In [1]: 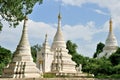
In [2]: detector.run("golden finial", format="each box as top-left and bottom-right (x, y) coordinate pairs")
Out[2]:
(109, 17), (112, 32)
(58, 13), (62, 19)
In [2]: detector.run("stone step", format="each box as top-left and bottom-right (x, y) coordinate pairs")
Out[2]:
(0, 78), (109, 80)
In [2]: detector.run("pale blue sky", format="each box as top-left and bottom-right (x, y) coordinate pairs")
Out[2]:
(0, 0), (120, 57)
(29, 0), (109, 25)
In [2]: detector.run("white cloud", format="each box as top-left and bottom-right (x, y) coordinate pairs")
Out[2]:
(27, 20), (56, 41)
(63, 21), (100, 41)
(60, 0), (88, 7)
(1, 17), (119, 57)
(94, 9), (108, 15)
(78, 42), (97, 57)
(27, 20), (104, 57)
(0, 18), (101, 57)
(0, 21), (22, 51)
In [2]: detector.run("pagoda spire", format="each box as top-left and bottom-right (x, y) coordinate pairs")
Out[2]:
(2, 16), (40, 78)
(42, 33), (49, 48)
(45, 34), (48, 43)
(13, 16), (32, 61)
(109, 18), (113, 33)
(58, 11), (62, 31)
(20, 16), (30, 45)
(51, 11), (66, 50)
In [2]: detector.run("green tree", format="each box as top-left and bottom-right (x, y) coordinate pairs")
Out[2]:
(83, 58), (113, 76)
(0, 63), (5, 75)
(72, 54), (86, 67)
(109, 47), (120, 66)
(66, 40), (78, 56)
(93, 42), (105, 58)
(113, 64), (120, 74)
(0, 46), (12, 65)
(66, 40), (87, 67)
(0, 0), (43, 31)
(97, 58), (113, 75)
(0, 46), (12, 74)
(31, 44), (41, 62)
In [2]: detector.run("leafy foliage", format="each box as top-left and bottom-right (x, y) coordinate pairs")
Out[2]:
(66, 40), (78, 55)
(113, 64), (120, 74)
(0, 63), (5, 75)
(93, 42), (105, 58)
(0, 46), (12, 65)
(109, 47), (120, 66)
(0, 46), (12, 74)
(66, 40), (89, 68)
(83, 58), (113, 76)
(0, 0), (43, 31)
(72, 54), (87, 67)
(66, 40), (84, 67)
(31, 44), (41, 62)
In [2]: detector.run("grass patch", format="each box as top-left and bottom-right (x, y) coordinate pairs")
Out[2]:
(95, 74), (120, 79)
(43, 73), (56, 78)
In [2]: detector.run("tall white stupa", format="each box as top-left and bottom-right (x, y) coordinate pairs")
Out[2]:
(2, 17), (40, 78)
(97, 18), (118, 58)
(36, 13), (78, 75)
(51, 12), (76, 73)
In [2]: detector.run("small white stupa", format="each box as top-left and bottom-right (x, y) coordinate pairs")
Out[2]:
(36, 13), (79, 75)
(97, 18), (118, 58)
(2, 16), (40, 78)
(36, 34), (53, 73)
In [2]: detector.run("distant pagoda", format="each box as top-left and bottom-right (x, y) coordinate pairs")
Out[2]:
(97, 18), (118, 58)
(2, 16), (40, 78)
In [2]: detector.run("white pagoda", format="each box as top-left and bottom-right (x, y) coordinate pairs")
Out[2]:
(97, 18), (118, 58)
(2, 17), (40, 78)
(36, 13), (80, 75)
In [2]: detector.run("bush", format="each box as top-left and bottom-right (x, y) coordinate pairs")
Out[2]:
(110, 74), (120, 79)
(95, 74), (110, 79)
(0, 63), (5, 75)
